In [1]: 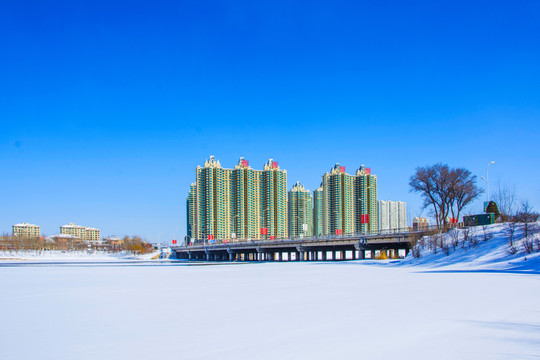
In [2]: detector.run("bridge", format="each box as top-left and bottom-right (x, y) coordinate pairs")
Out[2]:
(172, 227), (435, 262)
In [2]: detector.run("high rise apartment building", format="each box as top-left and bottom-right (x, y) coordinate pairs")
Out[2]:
(288, 182), (312, 238)
(312, 185), (324, 237)
(12, 223), (40, 238)
(378, 201), (407, 231)
(187, 156), (288, 242)
(318, 164), (378, 236)
(60, 223), (100, 242)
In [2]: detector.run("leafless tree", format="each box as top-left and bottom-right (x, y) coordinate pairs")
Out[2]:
(507, 244), (518, 255)
(492, 182), (518, 221)
(470, 233), (479, 248)
(449, 168), (483, 224)
(515, 201), (540, 238)
(449, 229), (460, 251)
(481, 225), (493, 241)
(505, 221), (518, 246)
(410, 164), (482, 229)
(523, 238), (534, 254)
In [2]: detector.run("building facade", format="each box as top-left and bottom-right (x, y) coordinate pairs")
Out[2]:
(60, 223), (100, 242)
(412, 217), (429, 230)
(318, 164), (378, 236)
(187, 156), (288, 242)
(12, 223), (40, 238)
(312, 185), (324, 237)
(288, 182), (313, 238)
(378, 200), (407, 231)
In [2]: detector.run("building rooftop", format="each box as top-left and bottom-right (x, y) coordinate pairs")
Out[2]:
(13, 223), (39, 227)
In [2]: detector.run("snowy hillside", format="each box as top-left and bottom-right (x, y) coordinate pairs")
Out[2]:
(402, 222), (540, 272)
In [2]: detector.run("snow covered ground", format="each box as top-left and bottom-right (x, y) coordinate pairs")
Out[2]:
(0, 224), (539, 360)
(0, 250), (161, 262)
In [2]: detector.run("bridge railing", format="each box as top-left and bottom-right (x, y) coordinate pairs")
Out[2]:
(180, 225), (440, 249)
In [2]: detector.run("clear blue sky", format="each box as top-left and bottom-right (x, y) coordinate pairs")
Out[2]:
(1, 0), (539, 243)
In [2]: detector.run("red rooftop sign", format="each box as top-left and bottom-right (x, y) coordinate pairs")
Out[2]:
(272, 161), (279, 169)
(241, 160), (249, 167)
(340, 166), (345, 173)
(365, 168), (371, 175)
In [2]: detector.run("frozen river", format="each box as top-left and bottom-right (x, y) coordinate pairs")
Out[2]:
(1, 261), (538, 359)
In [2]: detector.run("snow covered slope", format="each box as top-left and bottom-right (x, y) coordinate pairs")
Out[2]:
(402, 222), (540, 272)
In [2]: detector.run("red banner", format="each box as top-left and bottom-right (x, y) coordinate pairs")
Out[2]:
(336, 229), (342, 235)
(361, 214), (370, 224)
(172, 239), (177, 244)
(269, 235), (275, 240)
(261, 227), (268, 235)
(207, 235), (214, 240)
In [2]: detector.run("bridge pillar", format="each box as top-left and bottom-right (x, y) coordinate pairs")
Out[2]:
(278, 252), (283, 261)
(358, 250), (365, 260)
(322, 251), (327, 261)
(371, 250), (376, 259)
(341, 250), (346, 261)
(297, 251), (303, 261)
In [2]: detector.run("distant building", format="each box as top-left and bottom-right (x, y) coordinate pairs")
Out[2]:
(412, 217), (429, 230)
(312, 185), (324, 237)
(12, 223), (40, 238)
(318, 164), (378, 236)
(288, 182), (312, 238)
(60, 223), (100, 242)
(103, 236), (123, 247)
(378, 201), (407, 231)
(187, 156), (288, 242)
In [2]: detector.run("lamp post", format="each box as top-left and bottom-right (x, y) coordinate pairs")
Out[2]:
(481, 161), (495, 204)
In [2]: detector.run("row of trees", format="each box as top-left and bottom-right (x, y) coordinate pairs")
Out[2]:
(409, 163), (483, 228)
(0, 234), (154, 254)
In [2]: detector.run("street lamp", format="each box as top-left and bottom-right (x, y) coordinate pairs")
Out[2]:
(480, 161), (495, 204)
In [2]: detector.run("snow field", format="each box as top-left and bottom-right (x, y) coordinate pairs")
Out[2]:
(1, 261), (538, 360)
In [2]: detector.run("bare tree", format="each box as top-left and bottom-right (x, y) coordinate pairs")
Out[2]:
(449, 228), (460, 251)
(410, 163), (483, 229)
(450, 168), (483, 223)
(492, 182), (518, 221)
(505, 221), (518, 246)
(481, 225), (493, 241)
(523, 238), (534, 254)
(515, 201), (540, 238)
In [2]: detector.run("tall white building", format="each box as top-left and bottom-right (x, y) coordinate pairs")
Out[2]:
(378, 201), (407, 231)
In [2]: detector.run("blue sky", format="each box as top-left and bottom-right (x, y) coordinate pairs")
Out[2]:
(1, 0), (539, 243)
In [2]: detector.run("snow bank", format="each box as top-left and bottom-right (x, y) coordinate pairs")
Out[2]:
(0, 250), (162, 262)
(402, 222), (540, 272)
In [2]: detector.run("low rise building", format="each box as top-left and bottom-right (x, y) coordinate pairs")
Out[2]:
(60, 223), (100, 242)
(412, 217), (429, 230)
(12, 223), (40, 238)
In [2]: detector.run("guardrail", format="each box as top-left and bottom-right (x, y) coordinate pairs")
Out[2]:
(175, 225), (440, 250)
